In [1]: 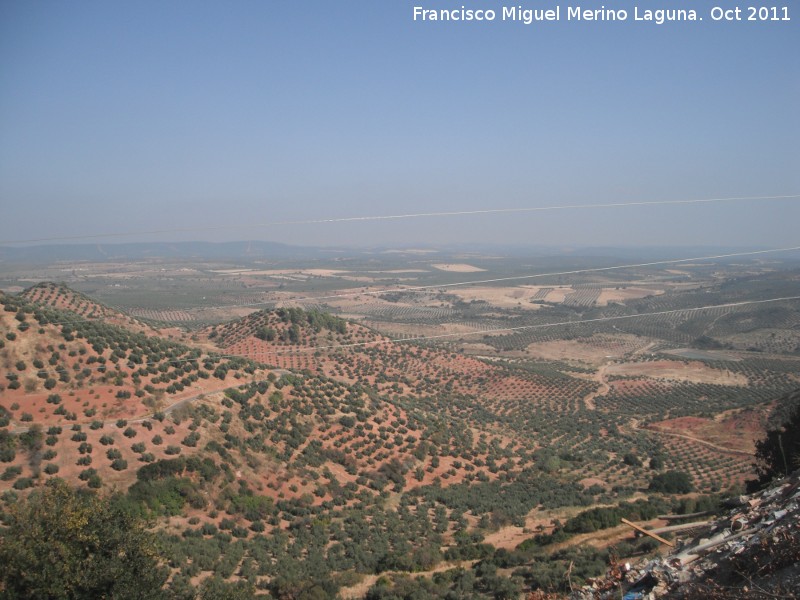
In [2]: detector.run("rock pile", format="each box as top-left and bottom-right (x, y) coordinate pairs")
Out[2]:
(571, 472), (800, 599)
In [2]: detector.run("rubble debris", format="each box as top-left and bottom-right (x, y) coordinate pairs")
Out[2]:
(571, 470), (800, 599)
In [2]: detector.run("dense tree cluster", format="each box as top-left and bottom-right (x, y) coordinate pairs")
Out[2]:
(648, 470), (694, 494)
(562, 498), (671, 534)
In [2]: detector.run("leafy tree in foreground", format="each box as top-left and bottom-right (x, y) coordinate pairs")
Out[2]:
(749, 391), (800, 491)
(0, 479), (168, 599)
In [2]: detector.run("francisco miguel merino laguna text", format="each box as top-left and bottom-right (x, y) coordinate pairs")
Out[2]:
(413, 5), (701, 25)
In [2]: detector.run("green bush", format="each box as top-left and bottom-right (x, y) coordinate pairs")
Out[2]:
(649, 471), (693, 494)
(0, 479), (167, 597)
(12, 477), (33, 490)
(1, 466), (22, 481)
(749, 390), (800, 490)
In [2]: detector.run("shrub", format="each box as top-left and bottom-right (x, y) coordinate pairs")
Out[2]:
(749, 391), (800, 490)
(181, 432), (200, 448)
(623, 453), (642, 467)
(13, 477), (33, 490)
(78, 468), (97, 481)
(1, 466), (22, 481)
(649, 471), (693, 494)
(110, 459), (128, 471)
(249, 520), (265, 533)
(0, 479), (166, 595)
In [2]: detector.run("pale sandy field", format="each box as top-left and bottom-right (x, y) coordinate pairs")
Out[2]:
(430, 263), (486, 272)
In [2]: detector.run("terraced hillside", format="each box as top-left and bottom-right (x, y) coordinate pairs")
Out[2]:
(21, 281), (158, 334)
(2, 280), (800, 598)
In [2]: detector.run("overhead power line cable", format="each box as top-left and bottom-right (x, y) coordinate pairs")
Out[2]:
(186, 245), (800, 312)
(1, 193), (798, 245)
(242, 296), (800, 356)
(15, 295), (800, 378)
(16, 245), (800, 327)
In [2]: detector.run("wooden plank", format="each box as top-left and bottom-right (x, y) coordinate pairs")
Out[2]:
(621, 518), (675, 547)
(651, 520), (712, 535)
(676, 528), (757, 565)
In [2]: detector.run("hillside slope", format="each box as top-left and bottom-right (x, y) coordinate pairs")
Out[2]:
(3, 285), (800, 597)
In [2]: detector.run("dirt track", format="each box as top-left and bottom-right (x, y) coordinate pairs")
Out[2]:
(633, 422), (754, 457)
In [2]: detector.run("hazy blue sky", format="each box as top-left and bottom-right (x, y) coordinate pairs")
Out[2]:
(1, 1), (798, 248)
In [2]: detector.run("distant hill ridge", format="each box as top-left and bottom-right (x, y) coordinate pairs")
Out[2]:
(0, 240), (326, 263)
(21, 282), (155, 334)
(209, 306), (355, 349)
(1, 241), (781, 264)
(0, 287), (264, 416)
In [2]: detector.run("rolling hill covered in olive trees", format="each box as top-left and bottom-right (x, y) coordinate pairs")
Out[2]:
(1, 251), (799, 598)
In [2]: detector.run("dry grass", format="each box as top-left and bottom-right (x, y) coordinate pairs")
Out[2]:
(430, 263), (486, 272)
(605, 360), (749, 386)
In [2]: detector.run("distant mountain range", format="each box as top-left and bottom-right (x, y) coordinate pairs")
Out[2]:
(0, 241), (328, 263)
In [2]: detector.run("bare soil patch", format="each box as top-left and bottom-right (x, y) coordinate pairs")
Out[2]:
(542, 287), (573, 303)
(579, 477), (607, 488)
(605, 360), (748, 386)
(447, 286), (549, 310)
(525, 339), (623, 366)
(430, 263), (486, 272)
(595, 286), (663, 306)
(649, 407), (768, 454)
